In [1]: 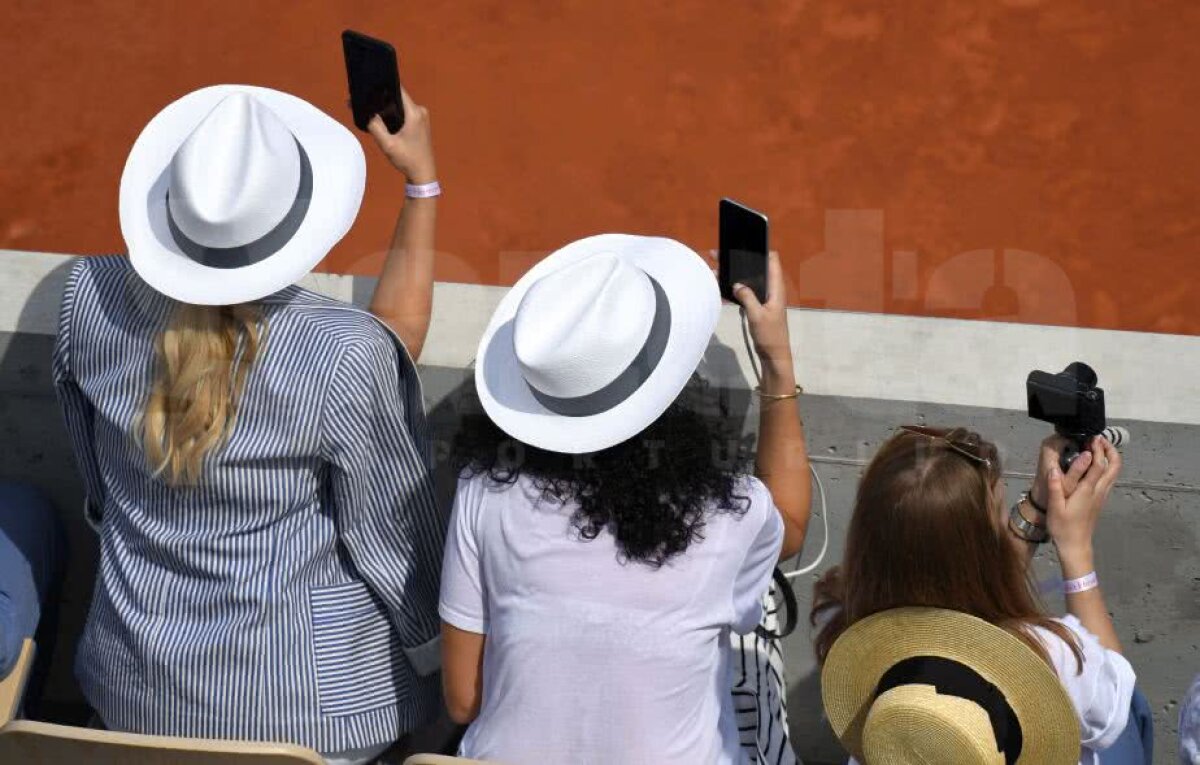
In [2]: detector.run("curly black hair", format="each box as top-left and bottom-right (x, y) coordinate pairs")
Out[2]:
(452, 379), (752, 567)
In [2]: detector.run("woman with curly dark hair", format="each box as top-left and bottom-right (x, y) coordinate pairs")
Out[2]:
(438, 235), (810, 764)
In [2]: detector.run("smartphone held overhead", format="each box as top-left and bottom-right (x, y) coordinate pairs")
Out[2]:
(718, 198), (769, 304)
(342, 29), (405, 133)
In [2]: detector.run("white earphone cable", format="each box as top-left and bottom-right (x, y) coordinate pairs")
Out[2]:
(739, 308), (829, 580)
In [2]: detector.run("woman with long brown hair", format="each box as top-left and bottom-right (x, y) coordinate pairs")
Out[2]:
(813, 427), (1139, 764)
(53, 85), (443, 763)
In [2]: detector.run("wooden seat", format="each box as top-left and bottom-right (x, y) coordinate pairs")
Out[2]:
(0, 721), (327, 764)
(0, 643), (324, 765)
(0, 637), (341, 763)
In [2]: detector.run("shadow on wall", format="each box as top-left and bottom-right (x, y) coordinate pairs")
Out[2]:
(0, 259), (97, 720)
(0, 260), (75, 497)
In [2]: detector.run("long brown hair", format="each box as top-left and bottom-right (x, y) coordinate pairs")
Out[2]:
(139, 303), (265, 486)
(812, 426), (1082, 670)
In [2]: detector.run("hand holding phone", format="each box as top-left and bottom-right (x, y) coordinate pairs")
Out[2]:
(733, 250), (793, 374)
(343, 30), (405, 133)
(718, 198), (769, 304)
(366, 88), (436, 182)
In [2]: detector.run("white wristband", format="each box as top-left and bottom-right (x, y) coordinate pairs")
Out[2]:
(405, 180), (442, 199)
(1063, 571), (1098, 594)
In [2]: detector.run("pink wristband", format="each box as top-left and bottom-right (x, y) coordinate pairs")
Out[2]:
(405, 180), (442, 199)
(1063, 571), (1098, 594)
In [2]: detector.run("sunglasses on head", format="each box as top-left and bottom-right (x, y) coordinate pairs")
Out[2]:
(896, 425), (994, 470)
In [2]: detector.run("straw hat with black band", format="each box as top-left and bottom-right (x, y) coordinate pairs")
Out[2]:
(822, 607), (1081, 765)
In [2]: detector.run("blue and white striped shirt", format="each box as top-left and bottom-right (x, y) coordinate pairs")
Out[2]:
(53, 256), (444, 753)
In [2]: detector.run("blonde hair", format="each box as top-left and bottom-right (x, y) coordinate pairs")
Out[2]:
(140, 303), (265, 485)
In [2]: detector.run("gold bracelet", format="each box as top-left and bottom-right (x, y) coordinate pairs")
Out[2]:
(753, 384), (804, 400)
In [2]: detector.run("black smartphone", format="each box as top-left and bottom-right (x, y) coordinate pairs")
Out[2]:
(342, 30), (405, 133)
(718, 198), (769, 303)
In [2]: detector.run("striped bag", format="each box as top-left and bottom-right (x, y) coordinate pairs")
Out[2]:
(730, 570), (800, 765)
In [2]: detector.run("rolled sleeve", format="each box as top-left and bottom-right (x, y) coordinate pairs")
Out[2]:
(323, 337), (446, 676)
(438, 475), (488, 635)
(1046, 615), (1137, 753)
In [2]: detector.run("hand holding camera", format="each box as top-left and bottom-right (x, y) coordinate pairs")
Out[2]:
(1022, 361), (1128, 552)
(1045, 436), (1122, 567)
(1029, 433), (1092, 514)
(1027, 362), (1129, 473)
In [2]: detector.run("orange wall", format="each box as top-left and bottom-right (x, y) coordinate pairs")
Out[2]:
(2, 1), (1198, 334)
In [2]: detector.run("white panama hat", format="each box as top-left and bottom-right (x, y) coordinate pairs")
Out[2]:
(475, 234), (721, 454)
(119, 84), (365, 305)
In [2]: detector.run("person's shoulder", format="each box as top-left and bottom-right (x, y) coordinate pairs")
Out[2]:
(736, 474), (771, 499)
(1030, 615), (1091, 662)
(456, 469), (539, 504)
(454, 469), (490, 496)
(451, 471), (525, 539)
(729, 475), (776, 521)
(271, 292), (398, 356)
(63, 255), (133, 295)
(453, 471), (491, 513)
(69, 254), (132, 274)
(1038, 614), (1097, 650)
(60, 255), (155, 327)
(703, 475), (779, 546)
(1033, 615), (1134, 681)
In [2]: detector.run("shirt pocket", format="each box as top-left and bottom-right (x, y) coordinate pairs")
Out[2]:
(309, 580), (406, 717)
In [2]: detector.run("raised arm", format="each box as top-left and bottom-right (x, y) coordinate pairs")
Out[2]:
(1045, 436), (1124, 653)
(366, 88), (439, 362)
(1015, 434), (1093, 567)
(732, 253), (811, 560)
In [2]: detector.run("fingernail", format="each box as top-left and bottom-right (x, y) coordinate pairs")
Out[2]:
(732, 283), (744, 291)
(1050, 467), (1060, 478)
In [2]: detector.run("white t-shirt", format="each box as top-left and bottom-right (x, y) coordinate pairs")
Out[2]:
(843, 614), (1135, 765)
(439, 473), (784, 765)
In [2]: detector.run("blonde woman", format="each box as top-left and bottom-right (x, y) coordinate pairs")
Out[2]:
(53, 85), (441, 764)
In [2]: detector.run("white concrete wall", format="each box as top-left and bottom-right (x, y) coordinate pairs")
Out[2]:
(7, 249), (1198, 425)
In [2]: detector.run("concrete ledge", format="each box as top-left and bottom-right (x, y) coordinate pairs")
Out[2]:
(5, 249), (1199, 425)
